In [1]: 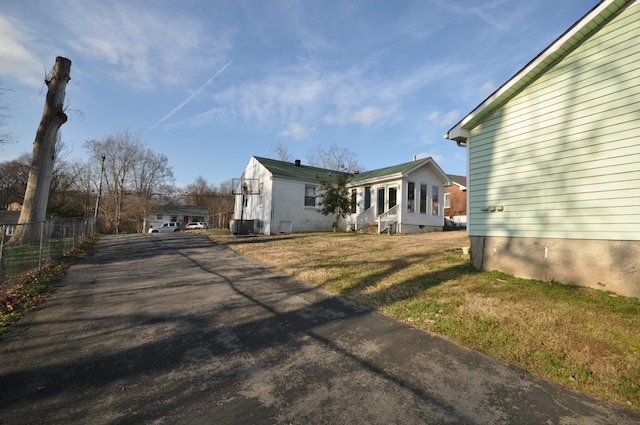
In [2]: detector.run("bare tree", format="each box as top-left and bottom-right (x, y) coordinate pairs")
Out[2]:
(84, 131), (174, 233)
(132, 148), (173, 198)
(65, 159), (98, 216)
(306, 143), (364, 173)
(10, 57), (71, 245)
(85, 131), (143, 233)
(184, 176), (234, 228)
(271, 142), (293, 162)
(0, 84), (16, 147)
(0, 154), (31, 209)
(2, 144), (93, 217)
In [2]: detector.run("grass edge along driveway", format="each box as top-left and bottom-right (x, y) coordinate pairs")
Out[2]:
(203, 229), (640, 411)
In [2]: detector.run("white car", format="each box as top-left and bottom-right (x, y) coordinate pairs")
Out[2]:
(185, 221), (207, 230)
(148, 222), (182, 233)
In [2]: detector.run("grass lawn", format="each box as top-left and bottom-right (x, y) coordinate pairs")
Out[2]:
(204, 229), (640, 411)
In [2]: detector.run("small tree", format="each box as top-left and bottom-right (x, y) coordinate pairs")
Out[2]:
(319, 172), (352, 231)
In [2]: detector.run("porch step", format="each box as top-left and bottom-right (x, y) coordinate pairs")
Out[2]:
(358, 222), (378, 234)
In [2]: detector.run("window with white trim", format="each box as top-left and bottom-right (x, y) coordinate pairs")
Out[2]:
(407, 182), (415, 213)
(305, 186), (316, 207)
(419, 184), (427, 214)
(431, 186), (439, 216)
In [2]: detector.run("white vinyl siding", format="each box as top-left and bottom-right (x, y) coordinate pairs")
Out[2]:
(468, 4), (640, 240)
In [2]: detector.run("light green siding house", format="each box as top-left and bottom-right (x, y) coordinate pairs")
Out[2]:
(445, 0), (640, 297)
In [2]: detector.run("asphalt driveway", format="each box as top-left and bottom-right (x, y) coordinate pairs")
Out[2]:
(1, 233), (638, 424)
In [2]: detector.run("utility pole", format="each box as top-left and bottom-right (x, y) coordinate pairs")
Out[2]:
(94, 154), (105, 218)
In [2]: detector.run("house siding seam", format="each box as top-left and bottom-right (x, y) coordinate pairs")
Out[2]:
(468, 4), (640, 241)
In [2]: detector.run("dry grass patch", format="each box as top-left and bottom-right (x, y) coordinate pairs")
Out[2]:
(205, 229), (640, 410)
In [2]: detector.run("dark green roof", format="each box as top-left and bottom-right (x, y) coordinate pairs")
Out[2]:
(350, 159), (426, 183)
(254, 156), (446, 185)
(254, 157), (341, 183)
(152, 205), (209, 216)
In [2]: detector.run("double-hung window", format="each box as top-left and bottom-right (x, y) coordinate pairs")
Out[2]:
(419, 184), (427, 214)
(351, 189), (357, 213)
(305, 186), (316, 207)
(407, 182), (415, 213)
(431, 186), (439, 216)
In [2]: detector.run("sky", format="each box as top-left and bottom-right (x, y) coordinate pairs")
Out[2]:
(0, 0), (597, 188)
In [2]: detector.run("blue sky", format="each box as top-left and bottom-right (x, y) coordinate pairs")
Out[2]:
(1, 0), (595, 188)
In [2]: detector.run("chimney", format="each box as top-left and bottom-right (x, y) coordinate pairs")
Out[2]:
(294, 159), (301, 167)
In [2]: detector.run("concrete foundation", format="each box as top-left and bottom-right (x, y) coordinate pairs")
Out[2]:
(469, 236), (640, 298)
(399, 224), (443, 234)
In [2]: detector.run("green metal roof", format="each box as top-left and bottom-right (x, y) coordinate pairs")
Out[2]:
(350, 159), (425, 183)
(254, 156), (448, 185)
(253, 156), (341, 183)
(153, 205), (209, 216)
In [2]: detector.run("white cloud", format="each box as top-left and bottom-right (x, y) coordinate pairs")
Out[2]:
(146, 60), (233, 133)
(60, 1), (232, 89)
(431, 0), (522, 32)
(0, 16), (45, 87)
(165, 108), (225, 130)
(280, 123), (313, 140)
(479, 80), (497, 97)
(428, 110), (460, 127)
(352, 106), (383, 126)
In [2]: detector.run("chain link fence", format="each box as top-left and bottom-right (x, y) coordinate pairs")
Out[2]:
(0, 217), (98, 283)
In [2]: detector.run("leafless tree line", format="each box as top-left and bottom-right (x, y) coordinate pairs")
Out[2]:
(1, 131), (233, 234)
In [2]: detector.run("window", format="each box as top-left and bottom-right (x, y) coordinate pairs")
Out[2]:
(156, 214), (163, 220)
(389, 187), (397, 209)
(170, 215), (178, 222)
(351, 189), (357, 213)
(407, 182), (415, 213)
(305, 186), (316, 206)
(364, 186), (371, 210)
(377, 187), (385, 215)
(431, 186), (439, 216)
(420, 184), (427, 214)
(444, 193), (451, 209)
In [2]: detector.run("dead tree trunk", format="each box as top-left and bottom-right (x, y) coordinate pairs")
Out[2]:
(10, 56), (71, 246)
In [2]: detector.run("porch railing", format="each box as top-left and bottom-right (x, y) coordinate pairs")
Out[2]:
(352, 206), (376, 231)
(377, 204), (399, 234)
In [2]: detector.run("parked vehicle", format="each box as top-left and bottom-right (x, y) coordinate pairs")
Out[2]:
(148, 222), (182, 233)
(185, 222), (207, 230)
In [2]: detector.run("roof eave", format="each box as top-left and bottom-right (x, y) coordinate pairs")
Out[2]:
(444, 0), (629, 142)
